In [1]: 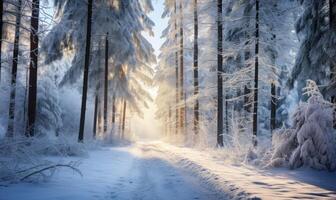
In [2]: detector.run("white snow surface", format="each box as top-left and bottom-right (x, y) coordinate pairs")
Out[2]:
(1, 141), (335, 200)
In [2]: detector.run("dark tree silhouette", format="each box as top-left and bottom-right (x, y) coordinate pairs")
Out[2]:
(0, 0), (3, 82)
(252, 0), (260, 147)
(193, 0), (199, 135)
(217, 0), (224, 147)
(78, 0), (93, 142)
(103, 33), (109, 133)
(27, 0), (40, 136)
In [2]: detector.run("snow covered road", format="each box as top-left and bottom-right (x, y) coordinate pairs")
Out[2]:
(1, 141), (335, 200)
(0, 142), (226, 200)
(105, 144), (225, 200)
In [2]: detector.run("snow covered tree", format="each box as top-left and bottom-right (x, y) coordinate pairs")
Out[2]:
(43, 0), (155, 141)
(289, 0), (336, 102)
(174, 0), (179, 135)
(268, 80), (336, 171)
(7, 0), (22, 138)
(35, 73), (63, 137)
(155, 0), (179, 139)
(219, 0), (300, 148)
(178, 0), (185, 135)
(26, 0), (40, 137)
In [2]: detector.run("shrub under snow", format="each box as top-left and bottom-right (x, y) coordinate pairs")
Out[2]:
(0, 135), (90, 184)
(266, 80), (336, 171)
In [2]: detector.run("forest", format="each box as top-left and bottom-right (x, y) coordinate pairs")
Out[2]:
(0, 0), (336, 199)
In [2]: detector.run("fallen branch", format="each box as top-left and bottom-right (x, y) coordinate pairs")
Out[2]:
(20, 164), (83, 181)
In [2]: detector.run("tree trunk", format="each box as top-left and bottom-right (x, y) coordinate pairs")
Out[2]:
(217, 0), (224, 147)
(165, 115), (168, 136)
(270, 26), (277, 133)
(193, 0), (199, 135)
(244, 86), (250, 113)
(174, 0), (179, 135)
(23, 64), (29, 133)
(179, 0), (185, 134)
(103, 33), (109, 133)
(97, 99), (102, 136)
(121, 100), (127, 139)
(225, 95), (229, 135)
(329, 0), (336, 128)
(184, 91), (187, 135)
(118, 102), (122, 138)
(93, 91), (98, 139)
(252, 0), (260, 147)
(168, 105), (172, 135)
(244, 10), (251, 116)
(112, 95), (116, 125)
(271, 82), (276, 132)
(0, 0), (3, 82)
(7, 0), (22, 138)
(78, 0), (93, 142)
(26, 0), (40, 137)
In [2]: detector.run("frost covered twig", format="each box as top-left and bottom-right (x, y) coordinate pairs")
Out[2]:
(20, 164), (82, 181)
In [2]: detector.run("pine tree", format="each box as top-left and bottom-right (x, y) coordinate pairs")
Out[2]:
(26, 0), (40, 137)
(193, 0), (199, 135)
(93, 85), (99, 139)
(179, 0), (185, 134)
(0, 0), (3, 82)
(217, 0), (224, 147)
(289, 0), (335, 101)
(98, 97), (102, 135)
(118, 101), (123, 138)
(175, 0), (179, 135)
(78, 0), (93, 142)
(168, 104), (172, 135)
(122, 100), (127, 138)
(7, 0), (22, 137)
(252, 0), (259, 147)
(270, 81), (276, 132)
(112, 95), (116, 126)
(103, 32), (109, 133)
(330, 0), (336, 127)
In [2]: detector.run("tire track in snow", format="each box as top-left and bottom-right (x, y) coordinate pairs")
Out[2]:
(107, 143), (226, 200)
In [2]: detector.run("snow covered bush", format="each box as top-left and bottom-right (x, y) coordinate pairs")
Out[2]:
(0, 135), (87, 184)
(266, 80), (336, 171)
(35, 74), (63, 137)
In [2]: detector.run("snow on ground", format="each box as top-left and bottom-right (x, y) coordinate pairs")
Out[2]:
(0, 143), (226, 200)
(147, 141), (336, 199)
(0, 141), (335, 200)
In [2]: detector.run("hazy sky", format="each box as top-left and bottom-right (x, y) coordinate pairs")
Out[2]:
(131, 1), (168, 140)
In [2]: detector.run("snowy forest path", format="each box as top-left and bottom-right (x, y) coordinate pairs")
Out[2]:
(107, 142), (226, 200)
(1, 142), (335, 200)
(0, 142), (226, 200)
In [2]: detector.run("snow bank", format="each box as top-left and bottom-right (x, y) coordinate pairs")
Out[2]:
(143, 141), (336, 199)
(266, 80), (336, 171)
